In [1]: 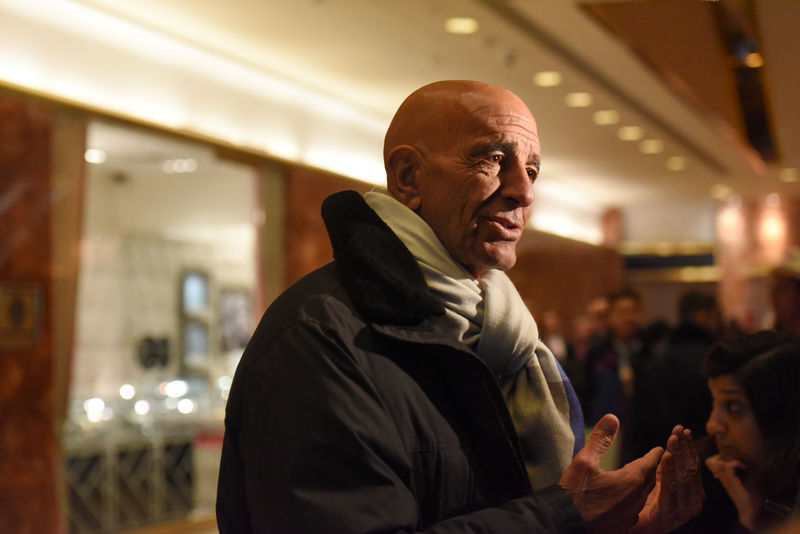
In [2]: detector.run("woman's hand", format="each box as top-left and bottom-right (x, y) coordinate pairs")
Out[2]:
(630, 426), (704, 534)
(705, 454), (761, 530)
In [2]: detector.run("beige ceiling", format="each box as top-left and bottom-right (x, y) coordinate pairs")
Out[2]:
(74, 0), (799, 210)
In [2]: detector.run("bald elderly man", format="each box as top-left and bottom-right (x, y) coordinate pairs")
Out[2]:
(217, 81), (703, 533)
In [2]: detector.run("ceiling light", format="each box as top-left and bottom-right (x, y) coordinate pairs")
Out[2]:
(666, 156), (687, 171)
(710, 184), (732, 200)
(779, 168), (799, 183)
(744, 52), (764, 68)
(639, 139), (664, 154)
(533, 71), (562, 88)
(565, 92), (592, 107)
(445, 17), (479, 35)
(617, 126), (643, 142)
(84, 148), (107, 164)
(593, 110), (619, 125)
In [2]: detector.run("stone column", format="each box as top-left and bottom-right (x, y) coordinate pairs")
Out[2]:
(0, 93), (85, 534)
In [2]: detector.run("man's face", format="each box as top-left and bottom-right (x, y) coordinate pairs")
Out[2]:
(706, 375), (764, 467)
(414, 96), (540, 279)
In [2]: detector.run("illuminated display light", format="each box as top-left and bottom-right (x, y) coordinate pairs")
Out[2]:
(177, 398), (195, 414)
(134, 400), (150, 415)
(119, 384), (136, 400)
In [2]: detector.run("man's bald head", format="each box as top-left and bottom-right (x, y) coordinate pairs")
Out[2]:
(383, 80), (533, 170)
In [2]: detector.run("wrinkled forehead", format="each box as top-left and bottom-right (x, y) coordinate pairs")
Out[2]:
(429, 91), (539, 150)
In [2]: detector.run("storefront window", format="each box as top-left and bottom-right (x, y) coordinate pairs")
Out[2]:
(64, 120), (258, 531)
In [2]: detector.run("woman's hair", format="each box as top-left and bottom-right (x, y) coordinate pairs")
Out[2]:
(705, 330), (800, 494)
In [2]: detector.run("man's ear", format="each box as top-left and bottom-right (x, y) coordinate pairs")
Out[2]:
(386, 145), (422, 211)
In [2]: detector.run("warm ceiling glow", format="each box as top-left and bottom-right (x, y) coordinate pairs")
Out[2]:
(717, 203), (745, 245)
(744, 52), (764, 68)
(533, 71), (562, 88)
(565, 92), (592, 107)
(766, 192), (781, 208)
(445, 17), (479, 34)
(593, 109), (619, 125)
(617, 126), (643, 141)
(780, 168), (799, 183)
(710, 184), (732, 200)
(84, 148), (107, 164)
(666, 156), (687, 171)
(639, 139), (664, 154)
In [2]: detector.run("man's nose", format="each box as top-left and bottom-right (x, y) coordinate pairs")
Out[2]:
(500, 160), (535, 207)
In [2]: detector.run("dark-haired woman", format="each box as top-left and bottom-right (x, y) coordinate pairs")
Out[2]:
(677, 330), (800, 533)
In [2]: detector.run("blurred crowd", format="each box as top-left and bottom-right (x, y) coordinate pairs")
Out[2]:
(537, 262), (800, 465)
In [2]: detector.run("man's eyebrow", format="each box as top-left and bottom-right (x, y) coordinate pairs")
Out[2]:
(469, 141), (541, 170)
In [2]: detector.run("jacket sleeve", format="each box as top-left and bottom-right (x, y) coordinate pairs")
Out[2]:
(217, 319), (586, 534)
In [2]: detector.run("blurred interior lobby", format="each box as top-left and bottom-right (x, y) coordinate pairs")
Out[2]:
(1, 0), (798, 532)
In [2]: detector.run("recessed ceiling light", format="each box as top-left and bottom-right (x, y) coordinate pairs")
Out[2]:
(617, 126), (643, 141)
(445, 17), (479, 35)
(666, 156), (687, 171)
(84, 148), (107, 164)
(593, 109), (619, 125)
(533, 71), (562, 88)
(710, 184), (732, 199)
(639, 139), (664, 154)
(779, 167), (798, 183)
(744, 52), (764, 68)
(565, 92), (592, 107)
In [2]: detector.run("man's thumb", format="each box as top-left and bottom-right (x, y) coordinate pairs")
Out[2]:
(586, 413), (620, 463)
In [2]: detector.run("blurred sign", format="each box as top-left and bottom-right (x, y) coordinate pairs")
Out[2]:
(0, 284), (40, 349)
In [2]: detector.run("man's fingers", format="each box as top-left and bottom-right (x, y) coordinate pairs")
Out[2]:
(584, 413), (620, 466)
(634, 445), (664, 471)
(623, 446), (663, 503)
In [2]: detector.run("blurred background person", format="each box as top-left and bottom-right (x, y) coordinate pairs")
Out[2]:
(634, 291), (721, 458)
(583, 288), (643, 466)
(585, 295), (610, 342)
(769, 250), (800, 338)
(540, 309), (571, 364)
(677, 331), (800, 533)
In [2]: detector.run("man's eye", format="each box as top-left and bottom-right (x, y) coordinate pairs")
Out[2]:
(488, 154), (503, 164)
(527, 168), (537, 180)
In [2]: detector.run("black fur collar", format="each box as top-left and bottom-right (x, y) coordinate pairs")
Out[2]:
(321, 190), (445, 325)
